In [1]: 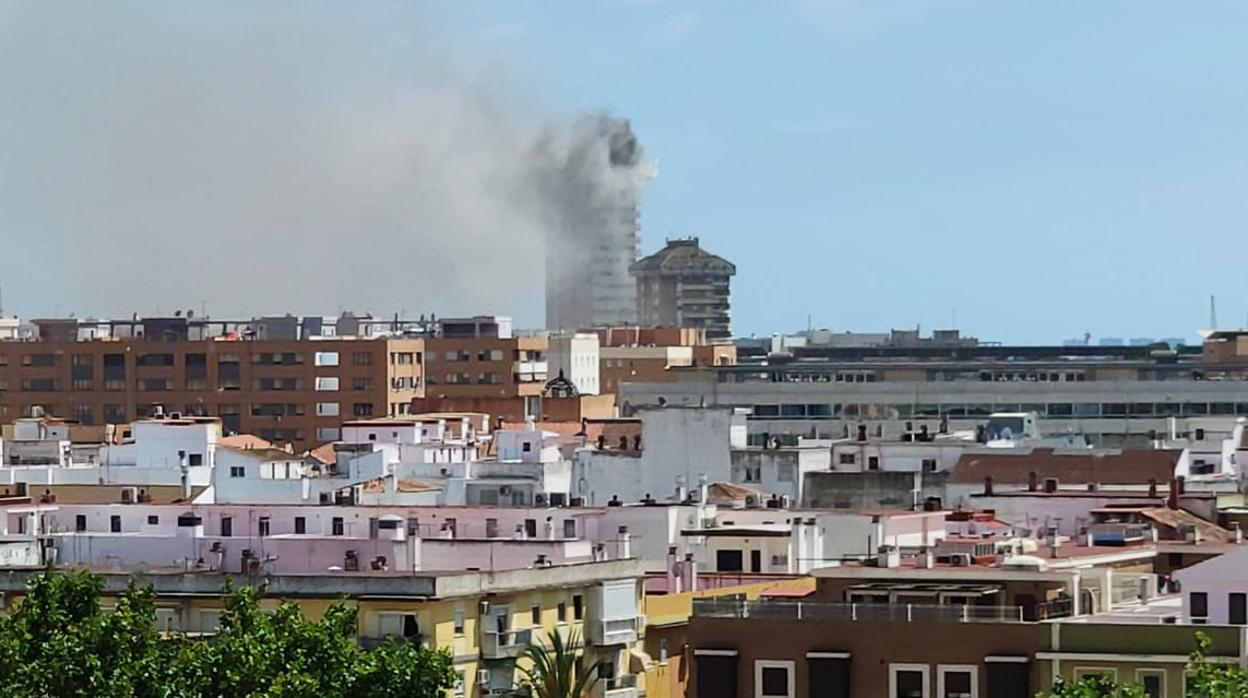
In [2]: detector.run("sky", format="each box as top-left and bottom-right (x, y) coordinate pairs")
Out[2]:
(2, 1), (1246, 343)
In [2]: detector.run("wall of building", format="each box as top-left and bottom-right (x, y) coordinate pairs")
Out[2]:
(801, 471), (948, 510)
(0, 337), (425, 450)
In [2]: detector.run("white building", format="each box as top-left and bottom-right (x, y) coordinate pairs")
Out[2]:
(730, 443), (830, 503)
(1174, 544), (1248, 624)
(546, 332), (601, 395)
(573, 407), (746, 506)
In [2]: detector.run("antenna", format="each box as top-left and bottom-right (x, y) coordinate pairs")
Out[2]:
(1210, 294), (1218, 330)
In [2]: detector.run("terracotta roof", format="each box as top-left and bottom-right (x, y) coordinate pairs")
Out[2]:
(706, 482), (770, 505)
(219, 434), (275, 450)
(221, 446), (298, 461)
(948, 449), (1180, 486)
(306, 443), (336, 466)
(1137, 508), (1238, 543)
(359, 475), (439, 494)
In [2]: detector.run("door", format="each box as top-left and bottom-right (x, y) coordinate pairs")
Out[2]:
(751, 550), (762, 573)
(697, 655), (738, 698)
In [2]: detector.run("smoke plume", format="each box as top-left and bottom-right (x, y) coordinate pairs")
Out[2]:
(0, 3), (652, 326)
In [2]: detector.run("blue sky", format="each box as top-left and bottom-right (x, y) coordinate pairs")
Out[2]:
(429, 1), (1248, 342)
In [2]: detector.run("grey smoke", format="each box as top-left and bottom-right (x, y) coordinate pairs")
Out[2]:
(0, 3), (652, 325)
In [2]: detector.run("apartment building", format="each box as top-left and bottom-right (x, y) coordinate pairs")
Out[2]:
(620, 341), (1248, 448)
(0, 560), (648, 698)
(631, 238), (736, 340)
(423, 335), (548, 400)
(0, 334), (425, 450)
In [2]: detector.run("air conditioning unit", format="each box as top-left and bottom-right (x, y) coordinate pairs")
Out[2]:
(534, 493), (547, 506)
(477, 668), (491, 685)
(120, 487), (137, 504)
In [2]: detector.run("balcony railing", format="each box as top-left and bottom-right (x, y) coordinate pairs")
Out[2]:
(480, 628), (532, 659)
(693, 598), (1025, 623)
(586, 616), (640, 645)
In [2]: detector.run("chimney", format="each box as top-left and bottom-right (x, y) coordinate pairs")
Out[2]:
(675, 475), (688, 503)
(617, 525), (632, 559)
(178, 450), (191, 500)
(683, 553), (698, 591)
(1177, 476), (1186, 494)
(1027, 471), (1039, 492)
(666, 546), (679, 593)
(914, 547), (933, 569)
(1233, 521), (1244, 544)
(698, 474), (709, 504)
(1148, 478), (1158, 498)
(876, 545), (900, 568)
(983, 476), (994, 496)
(1167, 479), (1180, 510)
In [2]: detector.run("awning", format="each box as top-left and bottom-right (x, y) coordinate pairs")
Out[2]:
(629, 648), (654, 673)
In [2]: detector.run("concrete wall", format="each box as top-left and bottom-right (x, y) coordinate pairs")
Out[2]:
(801, 471), (947, 510)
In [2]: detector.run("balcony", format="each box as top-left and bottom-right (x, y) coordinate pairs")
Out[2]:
(693, 598), (1027, 623)
(594, 674), (639, 698)
(585, 616), (640, 646)
(480, 628), (532, 659)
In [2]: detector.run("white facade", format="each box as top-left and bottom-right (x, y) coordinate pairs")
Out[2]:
(1174, 545), (1248, 623)
(730, 445), (831, 503)
(547, 332), (601, 395)
(573, 408), (746, 506)
(830, 440), (968, 474)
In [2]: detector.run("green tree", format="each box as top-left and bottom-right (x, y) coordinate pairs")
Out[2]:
(1038, 675), (1147, 698)
(0, 570), (456, 698)
(1037, 631), (1248, 698)
(511, 629), (603, 698)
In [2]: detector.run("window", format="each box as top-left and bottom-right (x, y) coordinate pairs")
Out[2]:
(23, 353), (57, 367)
(392, 352), (415, 365)
(353, 403), (375, 417)
(937, 665), (976, 698)
(316, 427), (340, 442)
(572, 595), (583, 621)
(75, 514), (87, 532)
(891, 664), (929, 698)
(147, 515), (160, 525)
(1191, 592), (1208, 621)
(531, 605), (541, 626)
(188, 453), (203, 466)
(777, 463), (796, 482)
(838, 453), (856, 465)
(453, 608), (465, 635)
(755, 661), (794, 698)
(352, 377), (373, 391)
(922, 458), (938, 473)
(136, 353), (174, 367)
(332, 517), (344, 536)
(1231, 593), (1246, 625)
(563, 519), (577, 538)
(221, 517), (233, 537)
(294, 517), (306, 535)
(1073, 668), (1117, 684)
(110, 515), (121, 533)
(258, 517), (271, 537)
(316, 402), (340, 417)
(314, 351), (339, 367)
(557, 602), (567, 623)
(717, 550), (744, 572)
(21, 378), (59, 391)
(229, 466), (245, 478)
(744, 463), (761, 483)
(315, 376), (340, 391)
(1136, 670), (1165, 698)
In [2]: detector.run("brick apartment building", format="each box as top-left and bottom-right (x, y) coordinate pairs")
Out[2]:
(0, 336), (424, 450)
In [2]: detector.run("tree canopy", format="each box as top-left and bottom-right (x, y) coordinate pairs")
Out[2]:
(1038, 632), (1248, 698)
(0, 570), (457, 698)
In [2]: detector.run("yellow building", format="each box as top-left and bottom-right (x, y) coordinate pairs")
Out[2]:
(0, 559), (648, 697)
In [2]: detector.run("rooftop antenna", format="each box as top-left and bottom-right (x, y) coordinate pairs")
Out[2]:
(1210, 294), (1218, 330)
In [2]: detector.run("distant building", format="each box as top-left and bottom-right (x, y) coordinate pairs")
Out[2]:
(545, 117), (644, 331)
(546, 332), (600, 396)
(631, 238), (736, 340)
